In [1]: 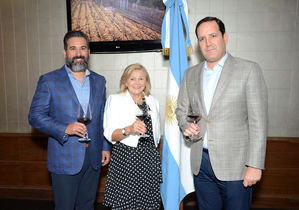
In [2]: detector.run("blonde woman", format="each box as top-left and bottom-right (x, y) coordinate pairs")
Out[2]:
(103, 63), (162, 209)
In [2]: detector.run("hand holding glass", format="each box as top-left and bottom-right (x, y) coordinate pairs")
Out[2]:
(77, 105), (92, 142)
(186, 101), (203, 142)
(135, 104), (150, 138)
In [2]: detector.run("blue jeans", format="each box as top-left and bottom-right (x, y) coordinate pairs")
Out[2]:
(194, 149), (252, 210)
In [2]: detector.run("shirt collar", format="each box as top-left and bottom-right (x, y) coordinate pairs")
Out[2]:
(204, 52), (228, 70)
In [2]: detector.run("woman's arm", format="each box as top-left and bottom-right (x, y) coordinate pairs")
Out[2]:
(104, 94), (146, 143)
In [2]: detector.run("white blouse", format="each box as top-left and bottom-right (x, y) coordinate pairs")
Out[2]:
(103, 91), (161, 148)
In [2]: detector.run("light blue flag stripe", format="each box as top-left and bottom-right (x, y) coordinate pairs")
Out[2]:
(161, 0), (174, 49)
(179, 2), (192, 47)
(161, 135), (186, 210)
(169, 0), (188, 86)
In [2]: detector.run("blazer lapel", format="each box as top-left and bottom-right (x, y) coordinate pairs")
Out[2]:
(197, 63), (208, 116)
(209, 54), (234, 113)
(60, 66), (82, 111)
(88, 72), (96, 113)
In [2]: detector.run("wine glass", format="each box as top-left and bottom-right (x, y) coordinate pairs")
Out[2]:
(135, 103), (150, 138)
(186, 98), (203, 143)
(77, 104), (92, 142)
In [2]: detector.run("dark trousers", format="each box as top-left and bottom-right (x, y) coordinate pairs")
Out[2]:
(194, 149), (252, 210)
(51, 148), (101, 210)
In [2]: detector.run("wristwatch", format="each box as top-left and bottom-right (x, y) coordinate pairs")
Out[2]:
(122, 128), (127, 136)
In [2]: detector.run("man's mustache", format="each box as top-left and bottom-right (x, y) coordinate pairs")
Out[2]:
(72, 56), (86, 62)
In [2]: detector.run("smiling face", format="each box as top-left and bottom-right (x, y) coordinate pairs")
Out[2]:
(64, 37), (90, 72)
(126, 69), (147, 100)
(196, 20), (228, 69)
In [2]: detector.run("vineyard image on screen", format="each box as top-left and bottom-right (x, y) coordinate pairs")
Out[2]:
(70, 0), (164, 42)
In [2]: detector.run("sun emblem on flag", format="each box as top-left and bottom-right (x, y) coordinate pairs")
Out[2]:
(166, 95), (178, 125)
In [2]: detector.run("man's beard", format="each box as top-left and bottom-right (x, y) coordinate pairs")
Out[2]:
(65, 56), (89, 72)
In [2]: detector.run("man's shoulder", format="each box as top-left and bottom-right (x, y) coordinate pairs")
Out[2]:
(89, 70), (106, 81)
(184, 63), (202, 77)
(188, 63), (202, 71)
(228, 54), (259, 67)
(40, 66), (66, 80)
(42, 66), (64, 75)
(222, 54), (261, 74)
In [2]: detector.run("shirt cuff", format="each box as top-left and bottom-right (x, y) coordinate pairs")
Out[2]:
(62, 133), (69, 144)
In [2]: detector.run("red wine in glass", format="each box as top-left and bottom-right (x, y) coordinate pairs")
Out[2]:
(135, 104), (149, 138)
(136, 114), (148, 121)
(186, 100), (202, 142)
(187, 114), (201, 124)
(77, 117), (91, 125)
(78, 105), (92, 142)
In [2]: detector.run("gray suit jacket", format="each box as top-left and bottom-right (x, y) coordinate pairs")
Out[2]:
(176, 53), (268, 181)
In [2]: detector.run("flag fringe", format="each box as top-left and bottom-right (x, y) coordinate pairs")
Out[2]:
(162, 46), (193, 57)
(162, 48), (170, 56)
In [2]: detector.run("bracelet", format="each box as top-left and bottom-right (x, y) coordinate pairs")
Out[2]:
(121, 128), (127, 136)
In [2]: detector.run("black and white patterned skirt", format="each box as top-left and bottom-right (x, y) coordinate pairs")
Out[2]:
(103, 115), (162, 210)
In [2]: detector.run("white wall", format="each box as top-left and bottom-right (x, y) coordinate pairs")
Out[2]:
(0, 0), (298, 136)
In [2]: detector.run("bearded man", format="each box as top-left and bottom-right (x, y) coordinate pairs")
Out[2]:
(29, 31), (111, 210)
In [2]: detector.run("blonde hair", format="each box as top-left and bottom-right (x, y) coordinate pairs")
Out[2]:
(119, 63), (151, 96)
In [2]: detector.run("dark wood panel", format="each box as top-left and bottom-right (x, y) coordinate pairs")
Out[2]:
(251, 195), (299, 209)
(21, 162), (51, 186)
(251, 137), (299, 209)
(0, 133), (298, 209)
(19, 136), (48, 161)
(98, 166), (108, 190)
(0, 133), (109, 201)
(0, 162), (22, 185)
(0, 136), (20, 161)
(0, 186), (53, 200)
(265, 137), (299, 168)
(255, 169), (299, 195)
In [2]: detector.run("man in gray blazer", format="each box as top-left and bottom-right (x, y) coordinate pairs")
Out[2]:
(176, 16), (268, 209)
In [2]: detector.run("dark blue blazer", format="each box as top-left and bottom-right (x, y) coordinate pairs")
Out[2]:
(28, 66), (111, 175)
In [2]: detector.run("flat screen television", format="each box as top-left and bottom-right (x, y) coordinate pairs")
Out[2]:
(66, 0), (165, 53)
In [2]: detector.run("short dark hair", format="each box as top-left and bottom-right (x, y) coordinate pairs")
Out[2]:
(63, 31), (90, 50)
(195, 16), (226, 38)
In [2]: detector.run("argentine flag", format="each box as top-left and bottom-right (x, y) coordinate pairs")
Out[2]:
(160, 0), (194, 210)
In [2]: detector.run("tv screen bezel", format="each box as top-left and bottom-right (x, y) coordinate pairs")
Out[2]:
(66, 0), (163, 54)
